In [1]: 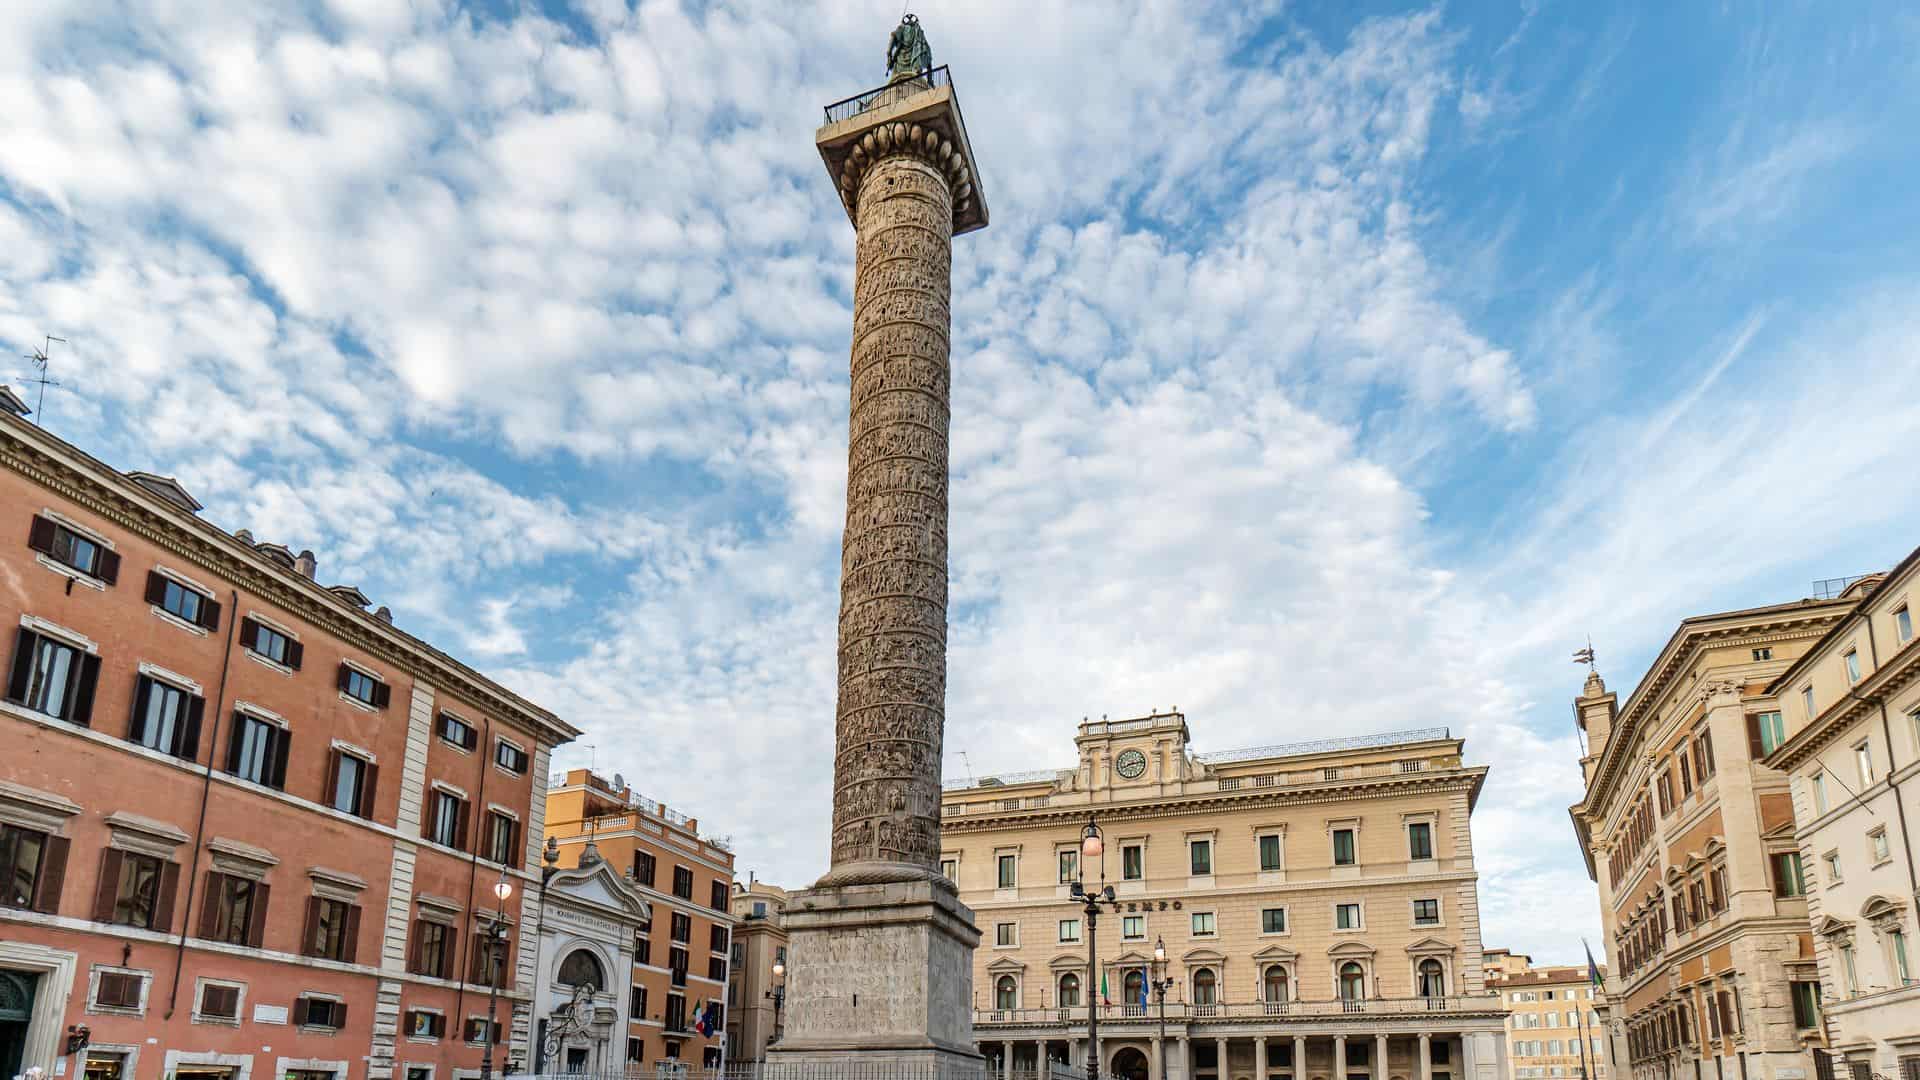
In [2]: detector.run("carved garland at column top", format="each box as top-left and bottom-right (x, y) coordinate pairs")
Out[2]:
(835, 120), (976, 229)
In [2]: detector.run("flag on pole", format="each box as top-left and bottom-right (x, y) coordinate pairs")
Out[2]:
(1583, 939), (1604, 994)
(1139, 969), (1150, 1010)
(1100, 969), (1109, 1005)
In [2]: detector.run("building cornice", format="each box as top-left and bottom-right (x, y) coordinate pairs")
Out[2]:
(0, 418), (577, 746)
(1765, 633), (1920, 772)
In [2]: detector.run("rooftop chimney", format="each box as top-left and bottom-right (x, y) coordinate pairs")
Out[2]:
(295, 549), (317, 580)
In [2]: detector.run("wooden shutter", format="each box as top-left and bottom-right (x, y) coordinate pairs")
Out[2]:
(333, 1001), (349, 1029)
(453, 799), (470, 851)
(93, 849), (124, 923)
(198, 596), (221, 631)
(95, 549), (120, 585)
(407, 920), (423, 974)
(336, 663), (353, 692)
(1747, 714), (1765, 758)
(372, 680), (391, 709)
(507, 819), (522, 869)
(269, 728), (290, 790)
(144, 571), (169, 606)
(247, 881), (271, 948)
(27, 515), (56, 554)
(152, 860), (180, 933)
(342, 903), (362, 963)
(225, 713), (247, 774)
(285, 637), (304, 670)
(128, 676), (153, 744)
(301, 896), (323, 956)
(238, 616), (259, 651)
(30, 836), (69, 914)
(359, 762), (378, 819)
(180, 695), (204, 760)
(323, 750), (342, 809)
(5, 628), (32, 702)
(198, 872), (224, 938)
(69, 654), (101, 727)
(441, 924), (459, 979)
(433, 1012), (446, 1037)
(423, 792), (439, 841)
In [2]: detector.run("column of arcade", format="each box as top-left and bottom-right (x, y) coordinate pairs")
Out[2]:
(983, 1032), (1472, 1080)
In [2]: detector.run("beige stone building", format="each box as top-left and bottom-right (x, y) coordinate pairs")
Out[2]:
(725, 879), (791, 1063)
(945, 712), (1507, 1080)
(1762, 551), (1920, 1077)
(1487, 960), (1610, 1080)
(1483, 950), (1534, 982)
(1569, 594), (1858, 1080)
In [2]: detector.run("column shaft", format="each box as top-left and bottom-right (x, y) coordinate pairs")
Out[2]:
(1218, 1037), (1230, 1079)
(1419, 1033), (1432, 1080)
(1336, 1035), (1348, 1080)
(1377, 1035), (1389, 1080)
(1255, 1035), (1267, 1080)
(1294, 1036), (1308, 1080)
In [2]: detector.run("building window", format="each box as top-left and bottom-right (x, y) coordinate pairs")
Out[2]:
(337, 664), (389, 708)
(493, 738), (528, 774)
(706, 955), (726, 982)
(940, 858), (957, 881)
(1790, 981), (1820, 1028)
(1259, 833), (1283, 871)
(671, 912), (691, 943)
(1854, 740), (1875, 785)
(410, 920), (454, 978)
(225, 712), (289, 789)
(1057, 849), (1078, 884)
(630, 985), (648, 1020)
(107, 851), (166, 929)
(1413, 898), (1440, 925)
(1058, 918), (1081, 943)
(1, 823), (63, 912)
(1752, 647), (1772, 661)
(711, 880), (728, 910)
(1772, 851), (1805, 896)
(1750, 711), (1786, 756)
(1121, 914), (1145, 939)
(710, 924), (729, 952)
(1811, 771), (1829, 813)
(203, 872), (263, 946)
(1263, 965), (1289, 1002)
(129, 675), (203, 760)
(303, 897), (357, 961)
(428, 790), (467, 848)
(27, 515), (119, 579)
(92, 969), (144, 1011)
(995, 922), (1017, 947)
(327, 750), (371, 816)
(1417, 958), (1446, 996)
(147, 573), (219, 630)
(1657, 770), (1674, 815)
(673, 865), (694, 899)
(1262, 907), (1287, 933)
(994, 975), (1017, 1010)
(1838, 942), (1858, 995)
(1844, 649), (1862, 683)
(464, 1017), (501, 1044)
(485, 811), (519, 865)
(406, 1008), (445, 1038)
(634, 850), (656, 887)
(297, 995), (347, 1029)
(1190, 911), (1216, 936)
(1121, 843), (1144, 880)
(1694, 727), (1715, 779)
(1058, 972), (1081, 1007)
(436, 712), (477, 750)
(1189, 839), (1212, 875)
(1408, 821), (1434, 860)
(1896, 605), (1913, 643)
(1870, 828), (1891, 863)
(628, 1037), (644, 1063)
(196, 981), (241, 1022)
(1335, 902), (1362, 930)
(997, 853), (1017, 889)
(1822, 851), (1841, 884)
(239, 617), (302, 669)
(1803, 686), (1817, 721)
(1191, 968), (1217, 1005)
(1339, 962), (1365, 1000)
(1891, 929), (1912, 984)
(1332, 828), (1357, 866)
(5, 628), (101, 726)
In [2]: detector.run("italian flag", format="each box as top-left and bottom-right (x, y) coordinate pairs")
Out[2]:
(1101, 970), (1110, 1005)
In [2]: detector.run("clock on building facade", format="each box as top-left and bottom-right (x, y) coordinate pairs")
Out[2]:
(1114, 748), (1147, 779)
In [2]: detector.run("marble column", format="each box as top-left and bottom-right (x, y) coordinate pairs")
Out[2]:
(1178, 1035), (1190, 1080)
(1002, 1040), (1014, 1080)
(1294, 1036), (1308, 1080)
(1377, 1034), (1389, 1080)
(1419, 1033), (1432, 1080)
(1218, 1037), (1231, 1079)
(1255, 1035), (1267, 1080)
(1151, 1037), (1164, 1080)
(1336, 1035), (1348, 1080)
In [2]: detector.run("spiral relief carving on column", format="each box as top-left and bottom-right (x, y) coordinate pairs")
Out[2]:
(818, 147), (959, 886)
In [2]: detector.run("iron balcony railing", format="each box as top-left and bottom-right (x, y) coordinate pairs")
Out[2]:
(823, 66), (952, 125)
(977, 996), (1485, 1026)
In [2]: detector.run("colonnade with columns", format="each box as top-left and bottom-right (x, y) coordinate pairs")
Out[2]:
(981, 1029), (1483, 1080)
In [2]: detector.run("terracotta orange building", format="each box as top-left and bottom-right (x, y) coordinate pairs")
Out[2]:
(543, 770), (736, 1071)
(0, 394), (579, 1080)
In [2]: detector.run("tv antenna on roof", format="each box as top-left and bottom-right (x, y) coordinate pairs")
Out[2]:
(18, 335), (66, 427)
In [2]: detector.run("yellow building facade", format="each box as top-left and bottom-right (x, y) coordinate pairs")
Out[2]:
(1487, 961), (1610, 1080)
(944, 713), (1508, 1080)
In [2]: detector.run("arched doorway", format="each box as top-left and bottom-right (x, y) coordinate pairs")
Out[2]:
(1111, 1046), (1150, 1080)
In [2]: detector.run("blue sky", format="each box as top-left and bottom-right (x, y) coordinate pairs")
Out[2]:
(4, 1), (1919, 964)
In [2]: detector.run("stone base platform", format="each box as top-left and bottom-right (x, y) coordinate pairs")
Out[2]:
(767, 878), (983, 1070)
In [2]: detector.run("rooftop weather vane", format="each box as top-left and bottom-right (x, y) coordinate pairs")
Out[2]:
(19, 334), (66, 427)
(886, 13), (932, 80)
(1572, 637), (1597, 672)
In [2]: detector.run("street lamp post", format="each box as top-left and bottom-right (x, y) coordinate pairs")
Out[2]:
(482, 872), (515, 1080)
(529, 837), (562, 1073)
(767, 959), (787, 1056)
(1149, 937), (1176, 1080)
(1071, 817), (1123, 1080)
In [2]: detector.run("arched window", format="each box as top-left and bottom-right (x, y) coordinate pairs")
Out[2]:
(1339, 961), (1365, 1000)
(1123, 969), (1144, 1005)
(1418, 958), (1446, 997)
(558, 948), (605, 991)
(995, 975), (1018, 1010)
(1191, 967), (1217, 1005)
(1058, 973), (1081, 1007)
(1263, 964), (1290, 1002)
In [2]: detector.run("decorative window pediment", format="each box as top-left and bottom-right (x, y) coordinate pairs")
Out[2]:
(1860, 894), (1907, 931)
(1327, 939), (1376, 958)
(1182, 947), (1227, 964)
(1048, 953), (1086, 970)
(1252, 944), (1297, 962)
(1405, 936), (1456, 956)
(986, 955), (1026, 973)
(1811, 914), (1853, 938)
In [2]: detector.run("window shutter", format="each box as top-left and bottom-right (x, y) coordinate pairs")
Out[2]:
(6, 629), (33, 702)
(336, 663), (352, 692)
(239, 617), (259, 651)
(323, 750), (342, 809)
(247, 881), (271, 948)
(198, 872), (224, 938)
(199, 596), (221, 632)
(441, 924), (460, 979)
(360, 762), (378, 819)
(423, 793), (438, 841)
(27, 515), (56, 554)
(152, 859), (181, 934)
(407, 920), (423, 974)
(1747, 715), (1765, 759)
(372, 680), (391, 709)
(93, 849), (124, 923)
(453, 800), (470, 852)
(226, 712), (248, 774)
(269, 728), (291, 790)
(128, 676), (153, 745)
(509, 819), (522, 869)
(31, 835), (69, 914)
(334, 1001), (349, 1029)
(343, 903), (362, 963)
(301, 896), (323, 956)
(96, 549), (120, 585)
(286, 638), (304, 670)
(69, 654), (101, 727)
(144, 571), (169, 606)
(180, 695), (204, 760)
